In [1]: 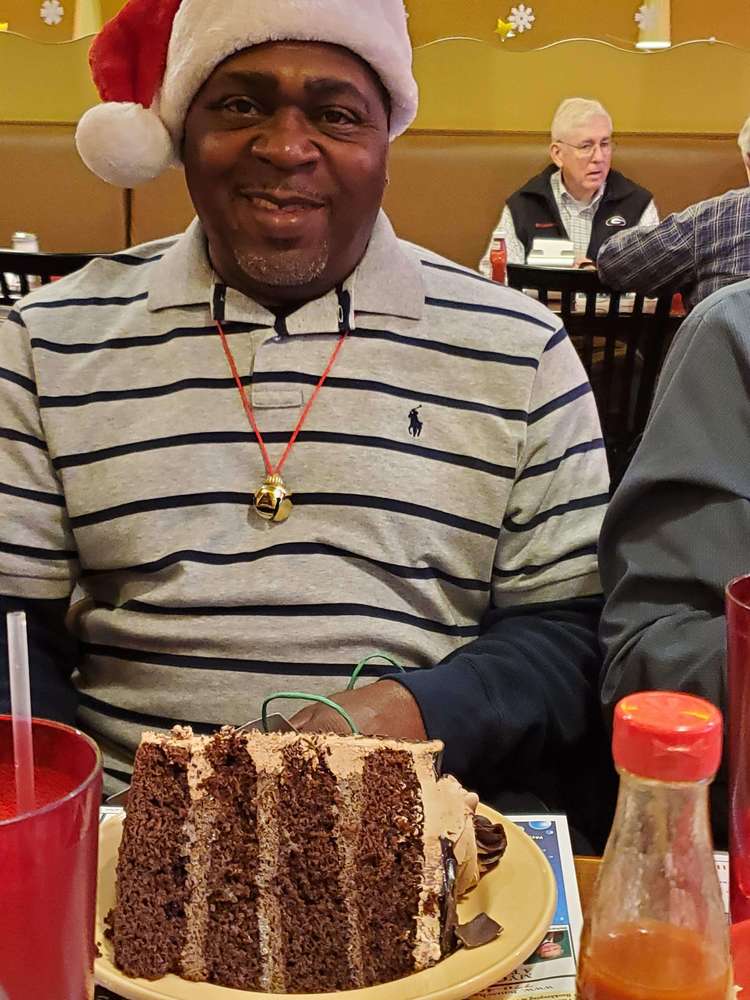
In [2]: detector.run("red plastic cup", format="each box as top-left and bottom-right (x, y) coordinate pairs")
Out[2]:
(732, 921), (750, 991)
(727, 578), (750, 933)
(0, 716), (102, 999)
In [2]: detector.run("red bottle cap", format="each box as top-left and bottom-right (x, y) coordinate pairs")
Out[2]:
(613, 691), (723, 782)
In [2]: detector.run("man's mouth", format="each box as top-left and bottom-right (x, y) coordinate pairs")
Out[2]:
(240, 190), (326, 212)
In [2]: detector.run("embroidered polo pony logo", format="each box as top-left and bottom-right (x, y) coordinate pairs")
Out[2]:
(408, 406), (423, 438)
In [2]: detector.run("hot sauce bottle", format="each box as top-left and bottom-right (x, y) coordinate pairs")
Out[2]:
(577, 692), (732, 1000)
(490, 231), (508, 285)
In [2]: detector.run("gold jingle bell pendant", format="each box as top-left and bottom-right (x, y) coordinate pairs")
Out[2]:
(254, 473), (293, 523)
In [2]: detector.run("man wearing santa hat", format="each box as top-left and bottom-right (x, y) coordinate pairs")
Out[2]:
(0, 0), (609, 831)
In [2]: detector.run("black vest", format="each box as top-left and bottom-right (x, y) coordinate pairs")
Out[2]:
(506, 164), (653, 260)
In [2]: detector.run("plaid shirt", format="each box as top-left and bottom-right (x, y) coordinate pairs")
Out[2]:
(598, 187), (750, 311)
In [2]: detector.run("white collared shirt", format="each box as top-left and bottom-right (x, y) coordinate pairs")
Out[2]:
(551, 170), (606, 260)
(479, 170), (659, 275)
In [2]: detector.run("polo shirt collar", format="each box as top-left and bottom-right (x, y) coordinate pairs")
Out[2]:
(147, 211), (424, 329)
(147, 217), (215, 313)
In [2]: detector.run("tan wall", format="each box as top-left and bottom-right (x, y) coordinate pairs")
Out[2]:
(1, 0), (749, 133)
(0, 34), (97, 122)
(1, 0), (75, 41)
(0, 0), (103, 41)
(407, 0), (750, 50)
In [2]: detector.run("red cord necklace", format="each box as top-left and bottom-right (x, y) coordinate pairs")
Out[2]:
(215, 312), (349, 523)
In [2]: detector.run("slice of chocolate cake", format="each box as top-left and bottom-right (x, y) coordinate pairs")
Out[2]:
(110, 726), (503, 992)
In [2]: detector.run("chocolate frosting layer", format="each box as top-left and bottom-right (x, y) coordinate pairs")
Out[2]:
(474, 814), (507, 876)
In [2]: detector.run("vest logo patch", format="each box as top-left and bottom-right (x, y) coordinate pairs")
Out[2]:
(605, 215), (627, 227)
(535, 222), (557, 229)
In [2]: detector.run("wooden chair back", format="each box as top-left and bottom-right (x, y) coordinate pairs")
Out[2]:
(0, 250), (99, 305)
(507, 263), (682, 475)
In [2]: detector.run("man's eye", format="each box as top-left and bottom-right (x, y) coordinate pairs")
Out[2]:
(319, 108), (358, 126)
(578, 142), (594, 154)
(223, 97), (260, 115)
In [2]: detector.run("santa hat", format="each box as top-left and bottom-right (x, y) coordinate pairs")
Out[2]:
(76, 0), (418, 188)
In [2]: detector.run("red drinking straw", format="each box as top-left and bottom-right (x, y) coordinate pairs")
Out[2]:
(6, 611), (35, 814)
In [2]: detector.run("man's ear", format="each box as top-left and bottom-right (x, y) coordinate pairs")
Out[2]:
(549, 141), (563, 170)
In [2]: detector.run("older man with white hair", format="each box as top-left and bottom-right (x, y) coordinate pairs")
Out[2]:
(479, 98), (658, 273)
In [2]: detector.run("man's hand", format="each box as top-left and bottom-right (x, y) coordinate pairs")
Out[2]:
(574, 256), (597, 270)
(289, 680), (427, 740)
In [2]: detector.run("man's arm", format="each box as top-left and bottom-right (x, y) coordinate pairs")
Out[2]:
(0, 309), (79, 719)
(390, 594), (603, 787)
(597, 203), (698, 296)
(598, 286), (750, 718)
(0, 596), (79, 724)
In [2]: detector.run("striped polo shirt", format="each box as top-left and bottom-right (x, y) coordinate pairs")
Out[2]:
(0, 212), (608, 784)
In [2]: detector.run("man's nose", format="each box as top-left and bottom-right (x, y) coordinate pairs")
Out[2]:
(590, 144), (606, 164)
(251, 109), (320, 170)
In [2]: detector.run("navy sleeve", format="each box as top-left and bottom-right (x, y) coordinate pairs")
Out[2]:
(392, 594), (603, 790)
(0, 595), (79, 725)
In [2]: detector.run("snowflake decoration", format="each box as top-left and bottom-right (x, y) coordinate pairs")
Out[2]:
(508, 4), (535, 34)
(634, 4), (658, 31)
(40, 0), (64, 26)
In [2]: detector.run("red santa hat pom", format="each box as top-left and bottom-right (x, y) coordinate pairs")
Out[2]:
(75, 0), (183, 188)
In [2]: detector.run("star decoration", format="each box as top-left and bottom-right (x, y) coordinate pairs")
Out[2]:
(495, 18), (516, 41)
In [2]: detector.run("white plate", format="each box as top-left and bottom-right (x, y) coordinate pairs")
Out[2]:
(95, 805), (556, 1000)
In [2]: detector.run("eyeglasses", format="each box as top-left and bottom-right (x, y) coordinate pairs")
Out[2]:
(555, 139), (616, 159)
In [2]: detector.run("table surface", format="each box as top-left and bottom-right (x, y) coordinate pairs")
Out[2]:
(93, 857), (601, 999)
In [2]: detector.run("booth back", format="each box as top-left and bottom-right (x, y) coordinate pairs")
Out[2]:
(1, 124), (745, 268)
(0, 122), (127, 252)
(125, 131), (750, 267)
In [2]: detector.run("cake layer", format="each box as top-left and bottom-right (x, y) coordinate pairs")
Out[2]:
(201, 731), (262, 988)
(357, 749), (425, 985)
(111, 739), (192, 979)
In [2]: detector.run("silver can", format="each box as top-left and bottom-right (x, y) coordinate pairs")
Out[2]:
(12, 231), (40, 253)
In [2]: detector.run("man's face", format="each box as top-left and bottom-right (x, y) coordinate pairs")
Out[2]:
(183, 41), (390, 306)
(550, 115), (613, 202)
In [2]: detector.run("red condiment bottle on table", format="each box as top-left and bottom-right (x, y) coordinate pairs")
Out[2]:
(490, 231), (507, 285)
(576, 691), (732, 1000)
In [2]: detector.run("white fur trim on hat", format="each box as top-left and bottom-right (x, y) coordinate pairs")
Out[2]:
(76, 102), (176, 188)
(161, 0), (418, 153)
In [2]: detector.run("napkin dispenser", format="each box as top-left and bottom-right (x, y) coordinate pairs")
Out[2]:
(526, 238), (576, 269)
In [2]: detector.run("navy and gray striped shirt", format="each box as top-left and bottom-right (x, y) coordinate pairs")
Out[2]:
(0, 212), (608, 785)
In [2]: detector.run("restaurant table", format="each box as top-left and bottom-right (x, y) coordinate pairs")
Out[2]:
(92, 857), (603, 999)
